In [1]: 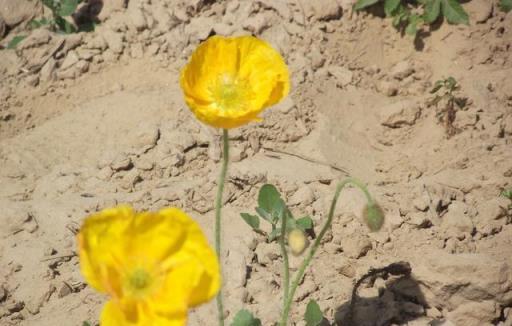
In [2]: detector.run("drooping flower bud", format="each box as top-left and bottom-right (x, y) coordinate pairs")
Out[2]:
(363, 202), (385, 232)
(288, 228), (309, 256)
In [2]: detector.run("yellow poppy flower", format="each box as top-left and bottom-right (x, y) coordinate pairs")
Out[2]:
(180, 35), (290, 129)
(77, 206), (220, 326)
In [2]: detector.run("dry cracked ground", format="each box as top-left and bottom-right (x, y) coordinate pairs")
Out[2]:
(1, 0), (512, 325)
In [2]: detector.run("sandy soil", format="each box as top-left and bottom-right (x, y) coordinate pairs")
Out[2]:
(1, 0), (512, 325)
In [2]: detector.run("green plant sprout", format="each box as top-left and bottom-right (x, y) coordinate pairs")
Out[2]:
(429, 76), (467, 137)
(500, 0), (512, 12)
(354, 0), (469, 37)
(235, 178), (384, 326)
(30, 0), (94, 34)
(502, 188), (512, 210)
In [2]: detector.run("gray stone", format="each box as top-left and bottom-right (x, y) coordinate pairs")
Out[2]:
(103, 30), (124, 54)
(340, 234), (372, 259)
(128, 7), (147, 31)
(60, 50), (79, 70)
(0, 15), (5, 38)
(390, 61), (414, 80)
(300, 0), (342, 21)
(377, 80), (398, 97)
(40, 57), (57, 82)
(289, 186), (316, 206)
(440, 201), (474, 238)
(19, 29), (51, 50)
(412, 251), (512, 311)
(243, 14), (270, 34)
(379, 100), (421, 128)
(328, 66), (353, 88)
(130, 43), (144, 59)
(0, 0), (41, 26)
(475, 197), (510, 235)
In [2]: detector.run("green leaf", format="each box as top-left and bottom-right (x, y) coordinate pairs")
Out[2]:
(305, 300), (323, 326)
(445, 76), (457, 90)
(405, 20), (418, 36)
(423, 0), (441, 23)
(501, 189), (512, 200)
(55, 15), (77, 34)
(6, 35), (27, 49)
(231, 309), (262, 326)
(240, 213), (260, 230)
(384, 0), (401, 16)
(441, 0), (469, 25)
(41, 0), (57, 11)
(268, 227), (281, 242)
(296, 216), (313, 231)
(258, 184), (282, 214)
(82, 322), (91, 326)
(430, 80), (444, 93)
(58, 0), (79, 16)
(354, 0), (380, 11)
(405, 14), (422, 36)
(255, 207), (271, 221)
(500, 0), (512, 12)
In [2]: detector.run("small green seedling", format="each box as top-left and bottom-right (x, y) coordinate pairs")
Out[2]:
(502, 188), (512, 210)
(430, 76), (467, 137)
(237, 179), (383, 325)
(6, 35), (27, 49)
(30, 0), (95, 34)
(501, 0), (512, 12)
(240, 184), (313, 242)
(354, 0), (469, 37)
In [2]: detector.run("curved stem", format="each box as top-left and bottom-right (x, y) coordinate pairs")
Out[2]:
(215, 129), (229, 326)
(280, 178), (373, 326)
(279, 208), (290, 307)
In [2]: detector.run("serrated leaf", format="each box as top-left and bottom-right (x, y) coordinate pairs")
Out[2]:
(384, 0), (401, 16)
(240, 213), (260, 230)
(231, 309), (262, 326)
(258, 184), (282, 214)
(296, 216), (313, 231)
(354, 0), (380, 11)
(441, 0), (469, 25)
(6, 35), (26, 49)
(58, 0), (78, 16)
(500, 0), (512, 12)
(305, 300), (323, 326)
(423, 0), (441, 23)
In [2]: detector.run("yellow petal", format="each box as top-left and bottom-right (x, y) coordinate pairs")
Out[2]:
(180, 35), (290, 129)
(101, 300), (186, 326)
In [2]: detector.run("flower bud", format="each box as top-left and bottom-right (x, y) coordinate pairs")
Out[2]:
(363, 202), (385, 232)
(288, 229), (309, 256)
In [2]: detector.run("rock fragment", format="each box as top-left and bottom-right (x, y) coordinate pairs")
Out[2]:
(379, 100), (421, 128)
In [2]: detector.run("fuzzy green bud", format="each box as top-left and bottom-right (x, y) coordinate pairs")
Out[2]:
(363, 202), (385, 232)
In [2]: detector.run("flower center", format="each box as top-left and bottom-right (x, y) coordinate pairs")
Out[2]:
(124, 267), (154, 298)
(212, 74), (249, 111)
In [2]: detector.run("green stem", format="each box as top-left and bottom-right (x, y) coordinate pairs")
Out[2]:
(279, 208), (290, 307)
(215, 129), (229, 326)
(279, 178), (373, 326)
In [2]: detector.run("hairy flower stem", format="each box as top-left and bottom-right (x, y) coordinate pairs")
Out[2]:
(280, 178), (373, 326)
(215, 129), (229, 326)
(279, 208), (290, 308)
